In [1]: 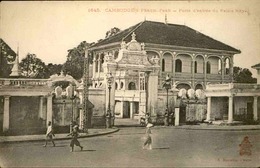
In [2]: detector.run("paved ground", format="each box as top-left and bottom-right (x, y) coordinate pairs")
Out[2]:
(0, 127), (259, 167)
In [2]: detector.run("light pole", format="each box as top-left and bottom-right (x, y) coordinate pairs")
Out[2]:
(163, 74), (171, 126)
(106, 72), (113, 128)
(70, 84), (76, 133)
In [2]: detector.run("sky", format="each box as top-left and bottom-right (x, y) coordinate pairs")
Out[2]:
(1, 0), (260, 77)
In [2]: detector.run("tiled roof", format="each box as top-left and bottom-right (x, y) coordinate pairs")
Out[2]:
(91, 21), (240, 53)
(252, 63), (260, 69)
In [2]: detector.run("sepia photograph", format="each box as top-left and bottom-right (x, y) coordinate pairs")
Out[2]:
(0, 0), (260, 167)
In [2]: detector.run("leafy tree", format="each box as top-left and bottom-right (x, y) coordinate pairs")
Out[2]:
(46, 63), (63, 77)
(63, 41), (93, 80)
(0, 39), (16, 78)
(105, 27), (121, 38)
(233, 66), (256, 83)
(19, 53), (48, 78)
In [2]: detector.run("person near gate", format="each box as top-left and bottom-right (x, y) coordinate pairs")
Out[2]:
(43, 121), (55, 147)
(67, 124), (83, 152)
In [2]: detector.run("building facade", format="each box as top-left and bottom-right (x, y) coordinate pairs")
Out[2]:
(89, 20), (241, 120)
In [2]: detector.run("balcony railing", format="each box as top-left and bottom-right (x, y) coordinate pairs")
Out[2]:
(206, 83), (260, 90)
(0, 78), (49, 86)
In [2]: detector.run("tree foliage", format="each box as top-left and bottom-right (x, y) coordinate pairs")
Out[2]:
(63, 41), (93, 80)
(19, 53), (49, 78)
(46, 63), (63, 77)
(0, 39), (16, 78)
(105, 27), (121, 38)
(233, 66), (256, 83)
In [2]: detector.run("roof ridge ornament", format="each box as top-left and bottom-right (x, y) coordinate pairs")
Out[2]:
(131, 32), (136, 41)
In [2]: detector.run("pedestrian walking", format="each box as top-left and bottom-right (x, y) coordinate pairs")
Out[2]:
(142, 123), (153, 150)
(43, 121), (55, 147)
(67, 125), (83, 152)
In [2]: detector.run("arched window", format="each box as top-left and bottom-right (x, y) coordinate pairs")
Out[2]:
(175, 59), (182, 72)
(114, 51), (119, 60)
(195, 84), (203, 90)
(206, 61), (211, 74)
(128, 82), (136, 90)
(162, 59), (165, 72)
(115, 82), (118, 90)
(100, 54), (104, 72)
(194, 61), (197, 73)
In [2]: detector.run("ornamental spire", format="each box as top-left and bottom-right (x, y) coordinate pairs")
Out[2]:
(131, 32), (136, 41)
(10, 44), (21, 77)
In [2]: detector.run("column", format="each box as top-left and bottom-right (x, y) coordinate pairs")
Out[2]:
(206, 96), (211, 121)
(204, 58), (207, 84)
(147, 70), (159, 116)
(228, 96), (233, 123)
(46, 95), (53, 126)
(191, 60), (195, 89)
(130, 102), (134, 119)
(230, 56), (234, 82)
(175, 108), (180, 126)
(38, 96), (44, 119)
(221, 59), (225, 83)
(3, 96), (10, 132)
(253, 96), (258, 121)
(79, 109), (83, 129)
(159, 51), (163, 77)
(97, 54), (101, 77)
(172, 57), (176, 80)
(92, 56), (96, 78)
(120, 101), (124, 118)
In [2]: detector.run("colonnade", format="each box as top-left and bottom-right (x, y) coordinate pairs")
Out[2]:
(2, 95), (53, 132)
(206, 96), (258, 123)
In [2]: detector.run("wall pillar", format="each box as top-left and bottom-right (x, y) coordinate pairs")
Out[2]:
(130, 102), (134, 119)
(228, 96), (233, 123)
(147, 69), (159, 116)
(38, 96), (44, 119)
(46, 95), (53, 126)
(206, 96), (211, 121)
(175, 108), (180, 126)
(3, 96), (10, 132)
(93, 57), (97, 78)
(204, 57), (207, 84)
(253, 96), (258, 121)
(120, 101), (124, 118)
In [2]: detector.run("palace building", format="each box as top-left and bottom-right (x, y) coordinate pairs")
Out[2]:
(88, 20), (241, 121)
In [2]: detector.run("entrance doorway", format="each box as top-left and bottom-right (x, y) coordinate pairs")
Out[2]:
(123, 102), (130, 118)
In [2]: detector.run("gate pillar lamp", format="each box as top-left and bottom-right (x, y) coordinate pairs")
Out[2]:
(163, 74), (171, 126)
(106, 72), (113, 128)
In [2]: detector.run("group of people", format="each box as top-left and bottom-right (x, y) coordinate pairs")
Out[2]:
(44, 114), (154, 151)
(43, 121), (83, 152)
